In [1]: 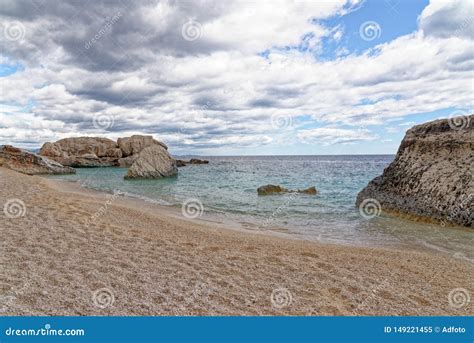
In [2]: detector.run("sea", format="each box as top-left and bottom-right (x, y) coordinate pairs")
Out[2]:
(47, 155), (474, 260)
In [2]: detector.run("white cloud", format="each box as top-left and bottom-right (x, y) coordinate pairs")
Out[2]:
(0, 0), (472, 153)
(297, 128), (377, 145)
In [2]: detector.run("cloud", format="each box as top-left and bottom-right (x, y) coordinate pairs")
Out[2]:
(297, 128), (377, 145)
(419, 0), (474, 39)
(0, 0), (473, 153)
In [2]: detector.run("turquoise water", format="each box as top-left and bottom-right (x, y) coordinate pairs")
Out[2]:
(48, 155), (474, 258)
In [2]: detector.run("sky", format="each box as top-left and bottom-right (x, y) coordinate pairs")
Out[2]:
(0, 0), (473, 155)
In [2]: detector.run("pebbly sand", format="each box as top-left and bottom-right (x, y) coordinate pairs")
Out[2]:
(0, 167), (472, 316)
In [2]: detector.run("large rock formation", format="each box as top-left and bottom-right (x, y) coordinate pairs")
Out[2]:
(40, 135), (168, 168)
(356, 115), (473, 227)
(0, 145), (75, 175)
(124, 145), (178, 179)
(40, 137), (121, 167)
(117, 135), (168, 156)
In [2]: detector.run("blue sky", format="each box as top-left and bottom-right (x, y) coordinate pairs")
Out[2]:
(0, 0), (472, 154)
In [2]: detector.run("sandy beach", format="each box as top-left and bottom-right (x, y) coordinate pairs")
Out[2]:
(1, 166), (472, 316)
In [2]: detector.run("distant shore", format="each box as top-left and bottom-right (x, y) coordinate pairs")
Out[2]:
(1, 167), (472, 316)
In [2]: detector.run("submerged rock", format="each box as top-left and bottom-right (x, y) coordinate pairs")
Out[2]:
(299, 186), (317, 195)
(176, 159), (187, 167)
(124, 145), (178, 179)
(0, 145), (76, 175)
(257, 184), (317, 196)
(189, 158), (209, 164)
(356, 115), (473, 227)
(257, 184), (289, 195)
(175, 158), (209, 167)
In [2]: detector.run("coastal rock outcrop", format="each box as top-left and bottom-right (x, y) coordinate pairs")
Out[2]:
(176, 158), (209, 167)
(124, 145), (178, 179)
(257, 184), (317, 196)
(356, 115), (473, 227)
(40, 137), (121, 167)
(40, 135), (168, 168)
(0, 145), (76, 175)
(117, 135), (168, 156)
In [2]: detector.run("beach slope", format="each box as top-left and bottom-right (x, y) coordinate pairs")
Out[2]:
(1, 167), (472, 315)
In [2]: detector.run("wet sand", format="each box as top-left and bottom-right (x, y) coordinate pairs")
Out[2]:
(0, 167), (472, 315)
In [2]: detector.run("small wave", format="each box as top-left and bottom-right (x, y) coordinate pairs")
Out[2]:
(120, 191), (174, 206)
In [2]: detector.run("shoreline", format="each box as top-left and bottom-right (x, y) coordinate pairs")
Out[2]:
(44, 172), (473, 258)
(1, 167), (473, 316)
(42, 176), (301, 243)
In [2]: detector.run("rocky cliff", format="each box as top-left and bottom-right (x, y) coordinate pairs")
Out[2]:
(0, 145), (76, 175)
(356, 115), (473, 227)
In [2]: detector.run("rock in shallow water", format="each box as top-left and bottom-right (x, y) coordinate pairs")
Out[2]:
(0, 145), (76, 175)
(356, 114), (473, 227)
(124, 145), (178, 179)
(257, 184), (317, 195)
(175, 158), (209, 167)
